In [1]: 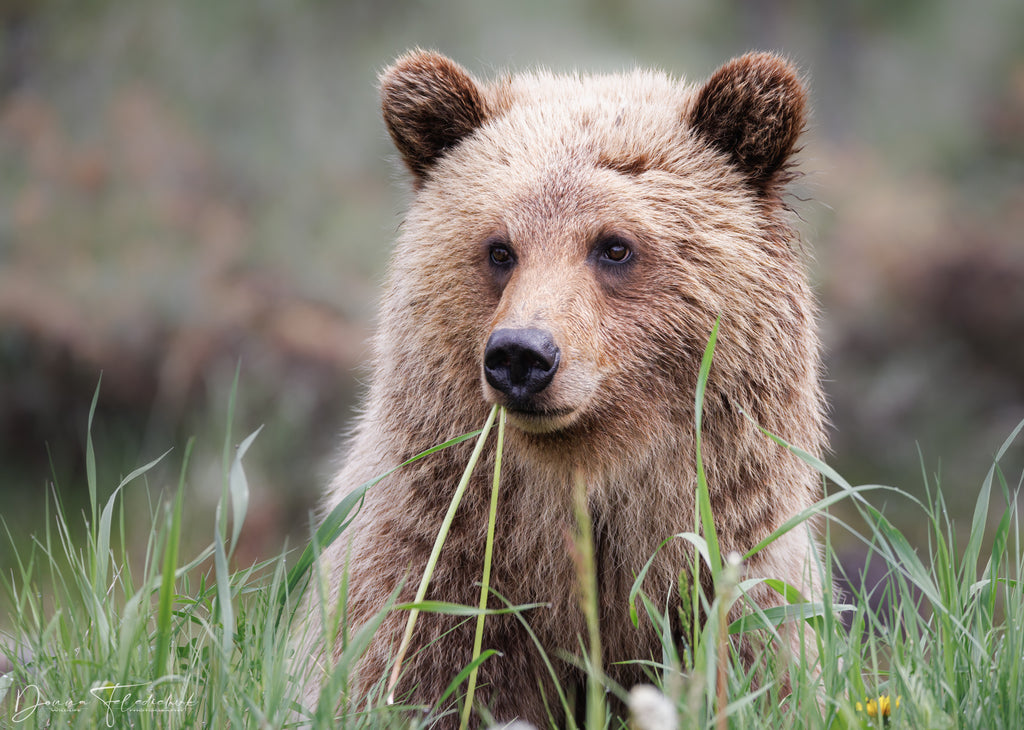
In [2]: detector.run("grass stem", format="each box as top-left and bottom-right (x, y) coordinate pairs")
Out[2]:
(386, 405), (499, 703)
(572, 470), (605, 728)
(461, 407), (506, 729)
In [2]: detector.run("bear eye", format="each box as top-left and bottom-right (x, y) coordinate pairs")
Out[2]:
(599, 238), (633, 264)
(489, 243), (514, 267)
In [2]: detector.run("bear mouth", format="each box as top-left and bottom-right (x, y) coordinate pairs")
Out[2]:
(500, 403), (579, 434)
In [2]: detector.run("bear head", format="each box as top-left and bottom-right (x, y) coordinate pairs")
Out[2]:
(376, 50), (818, 470)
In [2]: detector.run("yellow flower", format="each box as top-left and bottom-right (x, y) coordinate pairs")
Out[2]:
(856, 694), (900, 717)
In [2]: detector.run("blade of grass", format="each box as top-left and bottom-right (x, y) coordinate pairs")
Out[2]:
(219, 361), (241, 540)
(317, 585), (403, 719)
(212, 432), (262, 661)
(963, 418), (1024, 588)
(441, 649), (500, 709)
(386, 405), (499, 703)
(628, 535), (674, 628)
(716, 554), (742, 730)
(694, 318), (723, 578)
(214, 536), (234, 646)
(739, 406), (855, 491)
(208, 418), (256, 726)
(572, 469), (605, 730)
(96, 449), (172, 586)
(688, 319), (722, 668)
(728, 600), (856, 635)
(0, 673), (12, 706)
(279, 428), (487, 616)
(86, 375), (102, 547)
(228, 426), (262, 559)
(491, 587), (577, 730)
(462, 407), (506, 729)
(394, 600), (547, 615)
(154, 436), (194, 678)
(91, 448), (171, 650)
(743, 484), (896, 560)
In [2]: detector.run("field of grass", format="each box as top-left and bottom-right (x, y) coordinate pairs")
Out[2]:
(1, 357), (1022, 728)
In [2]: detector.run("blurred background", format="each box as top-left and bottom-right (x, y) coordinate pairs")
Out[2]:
(1, 0), (1022, 577)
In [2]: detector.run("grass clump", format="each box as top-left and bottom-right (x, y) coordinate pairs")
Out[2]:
(1, 356), (1022, 728)
(0, 380), (300, 728)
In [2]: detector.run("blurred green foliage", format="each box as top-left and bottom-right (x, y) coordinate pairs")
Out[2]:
(0, 0), (1021, 573)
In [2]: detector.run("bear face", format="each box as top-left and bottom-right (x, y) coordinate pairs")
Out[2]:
(379, 51), (819, 474)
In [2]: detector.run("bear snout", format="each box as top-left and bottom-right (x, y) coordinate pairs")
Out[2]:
(483, 328), (561, 407)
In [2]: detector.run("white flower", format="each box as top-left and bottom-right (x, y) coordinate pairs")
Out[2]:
(628, 684), (678, 730)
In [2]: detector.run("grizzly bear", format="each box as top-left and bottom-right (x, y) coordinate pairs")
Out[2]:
(296, 50), (827, 726)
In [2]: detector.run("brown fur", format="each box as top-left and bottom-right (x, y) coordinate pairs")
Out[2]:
(296, 50), (827, 726)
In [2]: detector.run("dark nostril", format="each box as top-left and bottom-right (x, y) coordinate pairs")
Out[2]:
(484, 328), (560, 402)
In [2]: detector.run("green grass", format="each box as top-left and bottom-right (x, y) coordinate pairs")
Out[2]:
(2, 364), (1022, 728)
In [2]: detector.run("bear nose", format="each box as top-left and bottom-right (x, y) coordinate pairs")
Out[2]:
(484, 328), (561, 403)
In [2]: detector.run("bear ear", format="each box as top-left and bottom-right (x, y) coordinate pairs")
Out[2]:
(380, 50), (489, 184)
(690, 52), (807, 190)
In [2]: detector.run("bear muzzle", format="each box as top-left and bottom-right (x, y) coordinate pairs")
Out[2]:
(483, 328), (561, 406)
(484, 327), (586, 433)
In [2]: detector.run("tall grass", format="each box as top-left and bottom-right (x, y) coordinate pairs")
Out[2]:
(1, 365), (1021, 727)
(0, 384), (299, 728)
